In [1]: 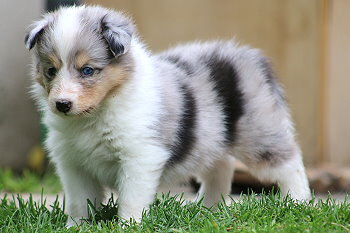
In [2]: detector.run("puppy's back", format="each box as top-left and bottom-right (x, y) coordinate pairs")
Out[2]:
(154, 41), (291, 170)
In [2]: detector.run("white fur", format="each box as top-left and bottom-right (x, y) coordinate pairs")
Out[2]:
(26, 6), (311, 227)
(53, 6), (84, 62)
(43, 39), (170, 225)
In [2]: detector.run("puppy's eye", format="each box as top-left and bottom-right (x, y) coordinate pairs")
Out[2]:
(46, 67), (57, 78)
(81, 66), (95, 77)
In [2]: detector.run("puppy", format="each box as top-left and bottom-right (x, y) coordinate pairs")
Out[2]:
(25, 5), (311, 226)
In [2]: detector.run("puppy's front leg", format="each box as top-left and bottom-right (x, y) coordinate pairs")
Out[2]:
(56, 162), (104, 227)
(117, 148), (168, 221)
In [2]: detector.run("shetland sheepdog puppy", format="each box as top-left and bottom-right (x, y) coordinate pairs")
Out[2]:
(25, 5), (310, 226)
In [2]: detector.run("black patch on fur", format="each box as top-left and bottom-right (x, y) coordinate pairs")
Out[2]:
(206, 56), (244, 144)
(100, 14), (134, 57)
(257, 150), (288, 165)
(25, 27), (45, 50)
(101, 20), (125, 55)
(168, 84), (197, 165)
(164, 55), (194, 75)
(259, 151), (274, 161)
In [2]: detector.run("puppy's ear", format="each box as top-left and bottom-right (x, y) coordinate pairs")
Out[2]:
(25, 15), (53, 50)
(101, 12), (134, 57)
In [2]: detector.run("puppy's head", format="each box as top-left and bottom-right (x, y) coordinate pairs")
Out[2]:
(25, 6), (135, 116)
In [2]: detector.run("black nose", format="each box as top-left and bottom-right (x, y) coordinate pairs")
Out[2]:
(56, 100), (72, 113)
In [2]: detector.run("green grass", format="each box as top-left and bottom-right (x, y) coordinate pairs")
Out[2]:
(0, 193), (349, 233)
(0, 169), (61, 193)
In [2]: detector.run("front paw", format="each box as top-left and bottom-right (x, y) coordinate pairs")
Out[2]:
(118, 207), (143, 223)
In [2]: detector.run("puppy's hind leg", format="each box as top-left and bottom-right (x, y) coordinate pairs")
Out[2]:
(197, 156), (235, 207)
(248, 149), (311, 200)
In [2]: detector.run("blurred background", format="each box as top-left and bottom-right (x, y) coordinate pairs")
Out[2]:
(0, 0), (349, 194)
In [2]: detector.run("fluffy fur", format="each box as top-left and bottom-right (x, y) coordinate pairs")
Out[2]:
(25, 5), (311, 226)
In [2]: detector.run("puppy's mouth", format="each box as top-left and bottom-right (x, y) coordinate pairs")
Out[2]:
(78, 106), (96, 116)
(54, 106), (97, 117)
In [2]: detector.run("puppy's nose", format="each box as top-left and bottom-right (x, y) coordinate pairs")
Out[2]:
(56, 100), (72, 113)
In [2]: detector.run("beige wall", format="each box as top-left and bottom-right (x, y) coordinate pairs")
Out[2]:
(87, 0), (325, 165)
(327, 0), (350, 165)
(0, 0), (43, 170)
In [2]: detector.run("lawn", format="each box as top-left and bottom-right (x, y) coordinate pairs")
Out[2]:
(0, 192), (349, 233)
(0, 169), (349, 232)
(0, 168), (61, 194)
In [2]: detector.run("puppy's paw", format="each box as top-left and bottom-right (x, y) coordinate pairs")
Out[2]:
(118, 208), (143, 223)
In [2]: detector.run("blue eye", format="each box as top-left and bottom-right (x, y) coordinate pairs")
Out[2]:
(81, 66), (95, 76)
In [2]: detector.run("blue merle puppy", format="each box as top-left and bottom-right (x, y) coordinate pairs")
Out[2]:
(25, 5), (311, 226)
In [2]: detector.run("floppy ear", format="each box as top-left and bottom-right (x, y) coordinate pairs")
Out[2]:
(101, 12), (134, 57)
(25, 16), (53, 50)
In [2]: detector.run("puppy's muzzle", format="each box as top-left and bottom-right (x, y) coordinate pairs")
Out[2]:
(56, 100), (72, 113)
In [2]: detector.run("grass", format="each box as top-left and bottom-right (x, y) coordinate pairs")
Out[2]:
(0, 169), (349, 232)
(0, 192), (349, 233)
(0, 168), (61, 193)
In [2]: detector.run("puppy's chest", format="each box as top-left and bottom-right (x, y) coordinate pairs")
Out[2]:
(57, 120), (131, 184)
(57, 118), (132, 168)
